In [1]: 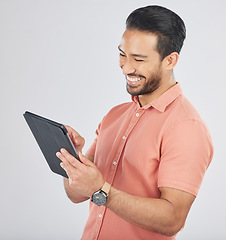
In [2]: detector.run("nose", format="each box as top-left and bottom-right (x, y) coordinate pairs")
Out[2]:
(120, 58), (136, 75)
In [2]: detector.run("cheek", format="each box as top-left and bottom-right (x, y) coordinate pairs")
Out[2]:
(135, 64), (150, 77)
(142, 63), (161, 77)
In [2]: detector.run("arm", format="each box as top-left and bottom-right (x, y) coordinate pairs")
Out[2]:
(105, 186), (195, 236)
(56, 150), (195, 236)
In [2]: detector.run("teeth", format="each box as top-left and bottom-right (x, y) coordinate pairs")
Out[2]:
(127, 76), (141, 82)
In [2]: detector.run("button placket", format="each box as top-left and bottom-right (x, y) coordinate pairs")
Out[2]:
(107, 109), (146, 195)
(89, 107), (149, 239)
(92, 206), (106, 240)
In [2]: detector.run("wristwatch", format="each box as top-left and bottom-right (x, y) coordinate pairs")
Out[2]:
(91, 182), (111, 206)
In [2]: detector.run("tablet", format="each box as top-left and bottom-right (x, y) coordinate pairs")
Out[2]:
(24, 111), (80, 178)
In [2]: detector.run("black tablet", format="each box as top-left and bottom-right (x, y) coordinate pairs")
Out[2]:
(24, 111), (79, 178)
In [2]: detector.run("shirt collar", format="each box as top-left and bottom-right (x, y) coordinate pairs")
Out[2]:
(132, 82), (182, 112)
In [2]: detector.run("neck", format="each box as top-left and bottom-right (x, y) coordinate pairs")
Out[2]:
(138, 73), (176, 107)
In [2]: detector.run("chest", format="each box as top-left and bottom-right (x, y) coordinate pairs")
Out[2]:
(94, 107), (169, 197)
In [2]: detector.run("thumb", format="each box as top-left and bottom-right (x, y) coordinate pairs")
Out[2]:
(78, 152), (93, 166)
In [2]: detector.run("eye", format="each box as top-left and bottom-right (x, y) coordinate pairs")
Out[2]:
(134, 59), (144, 62)
(119, 53), (126, 57)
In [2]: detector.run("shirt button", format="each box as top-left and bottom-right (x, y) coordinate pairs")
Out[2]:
(122, 136), (126, 140)
(136, 113), (139, 117)
(99, 214), (102, 218)
(113, 161), (117, 166)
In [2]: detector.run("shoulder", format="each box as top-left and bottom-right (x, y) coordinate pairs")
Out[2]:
(163, 93), (207, 130)
(161, 93), (213, 147)
(170, 94), (202, 121)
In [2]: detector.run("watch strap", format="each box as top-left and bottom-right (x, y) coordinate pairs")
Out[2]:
(101, 182), (111, 196)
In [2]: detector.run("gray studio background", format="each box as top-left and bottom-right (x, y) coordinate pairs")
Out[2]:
(1, 0), (225, 239)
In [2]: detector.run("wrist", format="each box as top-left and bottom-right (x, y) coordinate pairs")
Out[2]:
(91, 182), (111, 206)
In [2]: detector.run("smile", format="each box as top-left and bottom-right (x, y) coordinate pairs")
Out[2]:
(126, 75), (142, 82)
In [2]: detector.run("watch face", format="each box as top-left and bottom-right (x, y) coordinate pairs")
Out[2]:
(92, 190), (107, 206)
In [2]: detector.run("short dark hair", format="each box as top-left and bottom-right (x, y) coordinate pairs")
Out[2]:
(126, 5), (186, 60)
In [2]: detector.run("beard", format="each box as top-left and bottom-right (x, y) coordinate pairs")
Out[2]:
(126, 67), (162, 97)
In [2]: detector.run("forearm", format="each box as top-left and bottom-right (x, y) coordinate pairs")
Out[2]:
(63, 178), (89, 203)
(105, 187), (182, 236)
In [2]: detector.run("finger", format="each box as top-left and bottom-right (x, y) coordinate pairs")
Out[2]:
(65, 125), (85, 150)
(60, 148), (83, 169)
(56, 152), (77, 180)
(65, 125), (79, 136)
(57, 151), (78, 173)
(72, 134), (85, 149)
(60, 162), (75, 180)
(56, 150), (70, 165)
(65, 125), (82, 142)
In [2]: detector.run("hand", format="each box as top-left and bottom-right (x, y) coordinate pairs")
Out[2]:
(65, 125), (85, 153)
(56, 149), (104, 198)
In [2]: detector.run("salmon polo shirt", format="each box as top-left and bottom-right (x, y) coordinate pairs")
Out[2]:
(82, 83), (213, 240)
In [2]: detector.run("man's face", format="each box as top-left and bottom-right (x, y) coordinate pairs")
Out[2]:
(119, 29), (163, 96)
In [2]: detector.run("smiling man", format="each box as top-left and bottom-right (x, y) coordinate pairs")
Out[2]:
(118, 29), (176, 106)
(56, 5), (213, 240)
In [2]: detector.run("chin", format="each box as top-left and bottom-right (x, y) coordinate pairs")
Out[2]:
(126, 86), (140, 96)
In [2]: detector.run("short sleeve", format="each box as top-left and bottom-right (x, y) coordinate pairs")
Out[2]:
(158, 120), (213, 196)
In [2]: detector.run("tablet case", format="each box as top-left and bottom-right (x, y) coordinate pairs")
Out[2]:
(24, 111), (79, 178)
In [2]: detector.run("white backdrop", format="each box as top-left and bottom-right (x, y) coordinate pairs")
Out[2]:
(0, 0), (225, 239)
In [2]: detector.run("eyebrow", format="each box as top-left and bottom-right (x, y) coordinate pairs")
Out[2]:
(118, 46), (148, 58)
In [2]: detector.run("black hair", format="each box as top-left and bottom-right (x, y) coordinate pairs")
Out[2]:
(126, 5), (186, 60)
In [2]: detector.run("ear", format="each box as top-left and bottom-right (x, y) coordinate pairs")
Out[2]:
(164, 52), (179, 70)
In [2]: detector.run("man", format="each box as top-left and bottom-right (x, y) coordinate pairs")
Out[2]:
(56, 5), (213, 240)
